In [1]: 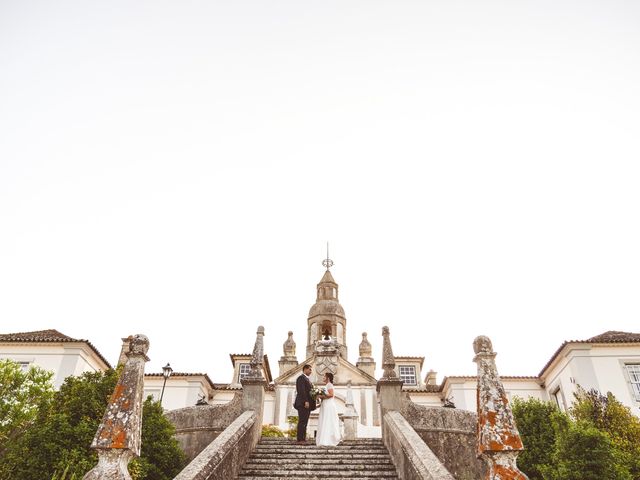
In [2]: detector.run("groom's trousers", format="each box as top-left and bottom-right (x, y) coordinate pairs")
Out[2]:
(297, 407), (310, 441)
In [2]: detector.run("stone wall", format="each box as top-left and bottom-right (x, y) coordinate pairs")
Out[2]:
(173, 410), (258, 480)
(165, 392), (244, 461)
(384, 411), (456, 480)
(401, 401), (486, 480)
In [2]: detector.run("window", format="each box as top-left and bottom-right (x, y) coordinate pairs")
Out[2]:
(238, 363), (252, 382)
(17, 361), (30, 372)
(625, 364), (640, 401)
(552, 387), (566, 411)
(399, 365), (417, 386)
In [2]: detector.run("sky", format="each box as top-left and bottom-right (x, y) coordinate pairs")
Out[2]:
(1, 0), (639, 384)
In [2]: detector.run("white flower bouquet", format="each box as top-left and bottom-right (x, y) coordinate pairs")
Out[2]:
(310, 386), (327, 405)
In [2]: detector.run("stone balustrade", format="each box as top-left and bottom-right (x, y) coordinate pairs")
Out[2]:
(173, 411), (259, 480)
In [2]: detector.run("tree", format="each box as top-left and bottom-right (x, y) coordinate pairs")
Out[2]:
(570, 388), (640, 479)
(0, 369), (186, 480)
(0, 359), (54, 456)
(545, 419), (631, 480)
(511, 397), (559, 479)
(131, 397), (186, 480)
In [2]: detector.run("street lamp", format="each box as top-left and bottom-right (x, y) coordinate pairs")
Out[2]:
(160, 362), (173, 405)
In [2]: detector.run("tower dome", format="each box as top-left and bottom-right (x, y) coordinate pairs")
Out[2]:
(306, 263), (348, 359)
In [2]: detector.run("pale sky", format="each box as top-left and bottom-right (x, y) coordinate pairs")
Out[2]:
(1, 1), (639, 384)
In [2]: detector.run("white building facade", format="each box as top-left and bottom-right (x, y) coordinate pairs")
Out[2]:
(2, 279), (639, 422)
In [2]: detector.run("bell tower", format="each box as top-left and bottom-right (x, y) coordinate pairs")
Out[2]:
(306, 252), (348, 359)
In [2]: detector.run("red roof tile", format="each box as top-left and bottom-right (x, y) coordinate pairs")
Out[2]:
(0, 329), (111, 369)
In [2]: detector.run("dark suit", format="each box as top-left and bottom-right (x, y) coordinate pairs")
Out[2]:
(294, 373), (314, 441)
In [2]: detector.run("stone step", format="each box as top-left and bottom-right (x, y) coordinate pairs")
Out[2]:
(238, 469), (399, 478)
(245, 458), (393, 465)
(242, 463), (396, 471)
(236, 439), (399, 480)
(254, 446), (388, 452)
(247, 453), (392, 461)
(238, 477), (398, 480)
(259, 438), (383, 444)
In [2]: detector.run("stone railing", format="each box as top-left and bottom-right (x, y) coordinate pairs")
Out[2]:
(170, 326), (267, 480)
(165, 392), (244, 461)
(401, 401), (484, 480)
(377, 326), (457, 479)
(378, 326), (489, 480)
(173, 411), (259, 480)
(377, 327), (528, 480)
(384, 411), (456, 480)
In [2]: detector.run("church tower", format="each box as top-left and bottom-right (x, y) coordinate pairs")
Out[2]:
(306, 260), (348, 359)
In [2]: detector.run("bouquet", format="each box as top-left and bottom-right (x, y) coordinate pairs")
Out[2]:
(310, 386), (326, 405)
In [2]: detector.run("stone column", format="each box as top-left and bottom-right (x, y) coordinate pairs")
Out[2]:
(376, 326), (404, 425)
(342, 381), (359, 440)
(241, 326), (267, 443)
(83, 334), (150, 480)
(473, 336), (529, 480)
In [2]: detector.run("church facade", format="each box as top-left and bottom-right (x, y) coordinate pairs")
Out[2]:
(2, 264), (639, 434)
(207, 265), (640, 434)
(210, 267), (384, 438)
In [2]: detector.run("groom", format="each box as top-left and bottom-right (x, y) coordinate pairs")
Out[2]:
(294, 364), (315, 444)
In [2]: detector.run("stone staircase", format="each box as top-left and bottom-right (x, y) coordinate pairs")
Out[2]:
(236, 437), (400, 479)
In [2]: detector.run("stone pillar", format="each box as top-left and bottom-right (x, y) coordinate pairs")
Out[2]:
(241, 326), (267, 442)
(342, 381), (359, 440)
(356, 332), (376, 378)
(376, 326), (404, 420)
(473, 336), (529, 480)
(278, 331), (298, 377)
(83, 334), (150, 480)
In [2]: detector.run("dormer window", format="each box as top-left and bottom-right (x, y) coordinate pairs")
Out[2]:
(399, 365), (417, 386)
(238, 363), (251, 382)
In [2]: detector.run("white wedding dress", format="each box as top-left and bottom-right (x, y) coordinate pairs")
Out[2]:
(315, 382), (343, 446)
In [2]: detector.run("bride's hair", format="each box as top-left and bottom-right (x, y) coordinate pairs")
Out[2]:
(324, 372), (334, 383)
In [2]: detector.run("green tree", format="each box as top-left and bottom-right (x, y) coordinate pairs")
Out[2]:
(512, 397), (560, 479)
(130, 397), (186, 480)
(0, 359), (54, 456)
(570, 388), (640, 479)
(544, 418), (631, 480)
(0, 369), (186, 480)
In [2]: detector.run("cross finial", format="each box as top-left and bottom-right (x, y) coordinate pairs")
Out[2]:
(322, 242), (334, 270)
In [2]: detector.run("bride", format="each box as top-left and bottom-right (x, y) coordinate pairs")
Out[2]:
(315, 372), (343, 446)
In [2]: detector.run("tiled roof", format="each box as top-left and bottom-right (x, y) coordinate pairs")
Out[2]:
(211, 383), (275, 391)
(539, 330), (640, 377)
(587, 331), (640, 343)
(0, 329), (76, 342)
(0, 329), (112, 369)
(145, 372), (215, 390)
(404, 385), (443, 393)
(443, 375), (539, 380)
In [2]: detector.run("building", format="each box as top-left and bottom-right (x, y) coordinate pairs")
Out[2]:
(0, 329), (110, 388)
(2, 265), (639, 425)
(205, 265), (640, 427)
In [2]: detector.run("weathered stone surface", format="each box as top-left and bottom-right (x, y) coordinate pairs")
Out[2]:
(282, 331), (296, 357)
(342, 380), (359, 440)
(174, 411), (259, 480)
(377, 326), (404, 419)
(173, 327), (267, 479)
(381, 326), (398, 380)
(474, 335), (529, 480)
(403, 403), (485, 480)
(384, 411), (455, 480)
(165, 393), (244, 461)
(237, 437), (399, 479)
(83, 334), (150, 480)
(248, 326), (265, 379)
